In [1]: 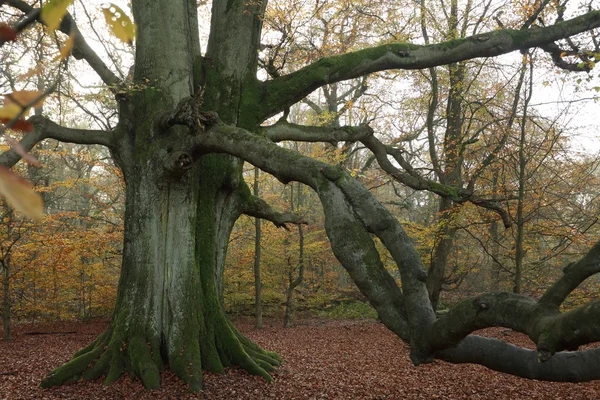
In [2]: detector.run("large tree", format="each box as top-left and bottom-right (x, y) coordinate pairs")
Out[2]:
(2, 0), (600, 391)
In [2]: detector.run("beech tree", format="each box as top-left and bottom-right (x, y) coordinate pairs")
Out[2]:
(1, 0), (600, 391)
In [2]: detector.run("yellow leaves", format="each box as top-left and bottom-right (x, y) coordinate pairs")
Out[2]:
(102, 4), (136, 45)
(0, 103), (22, 121)
(0, 166), (44, 221)
(0, 91), (47, 131)
(40, 0), (74, 33)
(5, 90), (46, 110)
(54, 31), (76, 61)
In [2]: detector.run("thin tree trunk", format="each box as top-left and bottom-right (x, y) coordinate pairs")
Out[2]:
(284, 182), (304, 328)
(427, 197), (457, 310)
(489, 171), (502, 287)
(2, 205), (13, 341)
(513, 55), (534, 294)
(2, 259), (10, 341)
(253, 166), (263, 329)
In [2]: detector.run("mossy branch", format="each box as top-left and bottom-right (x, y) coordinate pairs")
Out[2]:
(260, 10), (600, 119)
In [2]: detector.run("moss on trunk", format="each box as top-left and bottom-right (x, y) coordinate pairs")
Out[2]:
(41, 156), (279, 391)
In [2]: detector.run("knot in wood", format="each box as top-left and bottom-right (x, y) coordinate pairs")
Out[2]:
(176, 152), (193, 170)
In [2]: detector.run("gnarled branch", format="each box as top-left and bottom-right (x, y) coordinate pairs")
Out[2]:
(261, 122), (373, 143)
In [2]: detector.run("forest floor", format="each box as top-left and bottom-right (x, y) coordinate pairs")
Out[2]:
(0, 317), (599, 399)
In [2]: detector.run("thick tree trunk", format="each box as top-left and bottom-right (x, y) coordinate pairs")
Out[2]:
(41, 0), (277, 391)
(42, 156), (279, 390)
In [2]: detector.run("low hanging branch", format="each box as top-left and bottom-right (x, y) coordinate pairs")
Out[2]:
(0, 115), (114, 169)
(165, 112), (600, 382)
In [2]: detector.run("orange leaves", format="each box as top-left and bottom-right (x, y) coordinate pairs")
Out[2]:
(0, 90), (47, 132)
(55, 31), (76, 62)
(0, 166), (44, 221)
(5, 90), (46, 110)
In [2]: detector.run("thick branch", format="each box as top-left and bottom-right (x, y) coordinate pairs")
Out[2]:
(261, 122), (373, 143)
(3, 0), (121, 88)
(189, 123), (414, 341)
(539, 240), (600, 307)
(428, 292), (538, 352)
(439, 336), (600, 382)
(261, 10), (600, 118)
(0, 116), (113, 168)
(243, 194), (307, 229)
(182, 118), (600, 381)
(535, 300), (600, 359)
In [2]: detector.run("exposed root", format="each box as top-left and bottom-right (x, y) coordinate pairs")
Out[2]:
(41, 320), (281, 391)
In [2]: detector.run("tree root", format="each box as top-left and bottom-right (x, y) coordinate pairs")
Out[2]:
(40, 320), (280, 391)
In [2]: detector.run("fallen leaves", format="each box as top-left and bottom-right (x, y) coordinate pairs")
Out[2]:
(0, 318), (599, 399)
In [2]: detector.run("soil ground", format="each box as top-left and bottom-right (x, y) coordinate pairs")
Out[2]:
(0, 318), (599, 399)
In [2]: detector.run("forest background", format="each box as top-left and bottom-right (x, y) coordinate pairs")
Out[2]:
(1, 0), (600, 336)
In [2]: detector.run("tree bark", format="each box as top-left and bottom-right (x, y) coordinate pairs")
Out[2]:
(42, 0), (278, 391)
(253, 167), (263, 329)
(284, 182), (305, 328)
(2, 258), (9, 342)
(7, 0), (600, 389)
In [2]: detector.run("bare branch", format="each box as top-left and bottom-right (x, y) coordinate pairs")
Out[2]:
(0, 115), (113, 168)
(361, 135), (512, 227)
(539, 240), (600, 307)
(521, 0), (552, 30)
(0, 2), (39, 46)
(3, 0), (122, 88)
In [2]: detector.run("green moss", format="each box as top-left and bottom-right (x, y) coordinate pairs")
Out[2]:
(428, 181), (460, 200)
(40, 345), (104, 388)
(128, 336), (161, 390)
